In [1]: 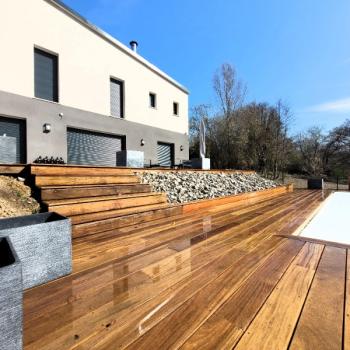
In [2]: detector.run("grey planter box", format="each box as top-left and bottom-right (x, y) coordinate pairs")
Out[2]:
(308, 178), (324, 189)
(0, 237), (23, 350)
(117, 150), (144, 168)
(0, 212), (72, 289)
(190, 157), (211, 170)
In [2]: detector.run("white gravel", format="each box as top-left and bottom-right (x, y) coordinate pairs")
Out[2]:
(138, 171), (279, 204)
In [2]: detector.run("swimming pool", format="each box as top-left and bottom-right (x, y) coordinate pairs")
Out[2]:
(299, 191), (350, 245)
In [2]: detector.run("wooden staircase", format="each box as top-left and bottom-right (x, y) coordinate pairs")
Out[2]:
(30, 165), (182, 239)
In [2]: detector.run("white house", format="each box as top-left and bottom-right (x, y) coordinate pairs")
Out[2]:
(0, 0), (189, 167)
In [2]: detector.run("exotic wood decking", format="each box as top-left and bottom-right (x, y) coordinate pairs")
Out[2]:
(30, 165), (181, 238)
(22, 189), (349, 350)
(29, 165), (292, 239)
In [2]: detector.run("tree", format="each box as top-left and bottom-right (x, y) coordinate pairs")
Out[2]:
(323, 119), (350, 178)
(190, 62), (350, 182)
(211, 63), (247, 168)
(213, 63), (246, 118)
(295, 127), (325, 176)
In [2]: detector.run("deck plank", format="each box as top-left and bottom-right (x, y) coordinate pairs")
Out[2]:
(289, 246), (346, 350)
(22, 190), (333, 350)
(180, 239), (305, 350)
(234, 242), (324, 350)
(80, 237), (285, 350)
(72, 190), (317, 273)
(130, 239), (305, 350)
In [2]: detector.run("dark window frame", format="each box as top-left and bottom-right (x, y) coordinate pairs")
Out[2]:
(157, 141), (175, 167)
(34, 47), (59, 102)
(0, 115), (27, 164)
(173, 102), (179, 116)
(110, 77), (125, 118)
(149, 92), (157, 108)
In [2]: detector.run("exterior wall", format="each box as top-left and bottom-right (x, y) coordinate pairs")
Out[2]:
(0, 0), (188, 135)
(0, 90), (189, 165)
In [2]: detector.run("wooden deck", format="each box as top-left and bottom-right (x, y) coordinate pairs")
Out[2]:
(23, 189), (349, 349)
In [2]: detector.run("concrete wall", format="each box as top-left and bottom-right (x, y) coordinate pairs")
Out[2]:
(0, 0), (188, 135)
(0, 90), (189, 165)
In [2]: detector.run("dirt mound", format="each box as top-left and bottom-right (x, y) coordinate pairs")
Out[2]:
(0, 176), (40, 218)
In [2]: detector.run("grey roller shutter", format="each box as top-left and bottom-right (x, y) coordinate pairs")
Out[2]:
(157, 142), (173, 167)
(110, 78), (124, 118)
(67, 128), (123, 166)
(0, 117), (26, 163)
(34, 48), (58, 102)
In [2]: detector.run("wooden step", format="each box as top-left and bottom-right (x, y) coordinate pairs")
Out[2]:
(30, 165), (134, 176)
(72, 205), (182, 238)
(70, 202), (173, 225)
(48, 193), (168, 217)
(40, 184), (152, 201)
(35, 175), (140, 187)
(45, 192), (158, 207)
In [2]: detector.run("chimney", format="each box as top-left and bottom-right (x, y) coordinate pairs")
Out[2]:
(129, 40), (138, 53)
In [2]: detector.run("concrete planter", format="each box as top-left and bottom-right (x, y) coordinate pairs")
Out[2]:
(0, 237), (23, 350)
(190, 157), (211, 170)
(117, 150), (144, 168)
(308, 178), (324, 190)
(0, 212), (72, 289)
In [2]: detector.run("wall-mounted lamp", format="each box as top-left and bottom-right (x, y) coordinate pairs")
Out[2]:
(140, 139), (145, 146)
(180, 145), (184, 151)
(43, 123), (51, 133)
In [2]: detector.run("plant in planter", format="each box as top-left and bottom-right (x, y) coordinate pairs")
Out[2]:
(0, 237), (22, 350)
(0, 212), (72, 289)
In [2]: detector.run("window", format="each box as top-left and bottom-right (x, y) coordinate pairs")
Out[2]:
(173, 102), (179, 116)
(110, 78), (124, 118)
(149, 93), (157, 108)
(34, 48), (58, 102)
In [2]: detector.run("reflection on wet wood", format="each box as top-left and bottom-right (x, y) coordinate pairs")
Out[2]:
(23, 190), (348, 350)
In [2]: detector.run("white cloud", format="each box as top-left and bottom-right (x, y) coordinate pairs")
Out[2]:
(306, 97), (350, 113)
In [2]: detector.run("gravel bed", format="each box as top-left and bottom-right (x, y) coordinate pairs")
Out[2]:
(138, 171), (279, 204)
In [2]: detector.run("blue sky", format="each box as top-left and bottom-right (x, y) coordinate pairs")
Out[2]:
(63, 0), (350, 135)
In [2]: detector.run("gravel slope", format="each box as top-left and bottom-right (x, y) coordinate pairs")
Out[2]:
(138, 171), (278, 204)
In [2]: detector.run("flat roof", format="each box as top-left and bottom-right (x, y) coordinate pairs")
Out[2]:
(46, 0), (189, 94)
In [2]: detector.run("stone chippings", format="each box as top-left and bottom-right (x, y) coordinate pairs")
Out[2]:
(138, 171), (279, 204)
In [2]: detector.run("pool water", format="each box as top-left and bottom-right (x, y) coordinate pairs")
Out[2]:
(300, 191), (350, 245)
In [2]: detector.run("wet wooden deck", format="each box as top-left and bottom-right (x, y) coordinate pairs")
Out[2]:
(23, 189), (349, 349)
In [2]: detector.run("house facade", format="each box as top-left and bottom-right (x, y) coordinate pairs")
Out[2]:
(0, 0), (189, 167)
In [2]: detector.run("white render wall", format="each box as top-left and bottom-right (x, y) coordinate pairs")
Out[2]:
(0, 0), (189, 135)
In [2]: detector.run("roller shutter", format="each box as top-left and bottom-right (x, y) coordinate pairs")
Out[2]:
(34, 48), (58, 102)
(67, 128), (123, 166)
(0, 117), (26, 163)
(110, 78), (124, 118)
(157, 142), (173, 167)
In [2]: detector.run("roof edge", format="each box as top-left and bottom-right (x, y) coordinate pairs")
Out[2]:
(45, 0), (189, 94)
